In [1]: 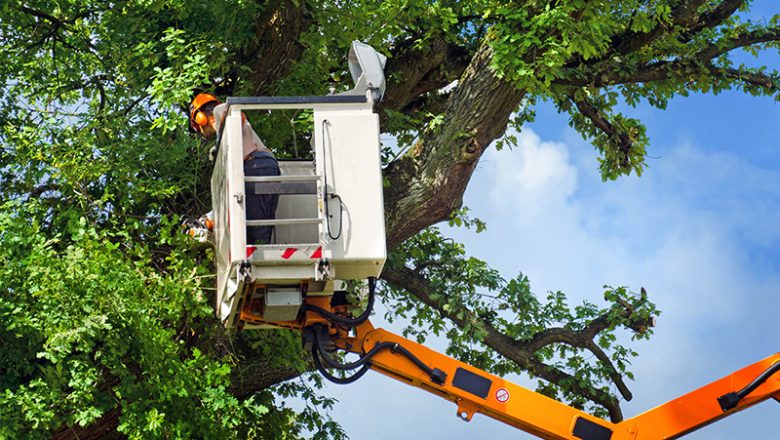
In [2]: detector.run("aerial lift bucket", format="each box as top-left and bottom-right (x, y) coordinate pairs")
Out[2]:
(210, 42), (388, 330)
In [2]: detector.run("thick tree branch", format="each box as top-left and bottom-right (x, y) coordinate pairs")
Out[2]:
(16, 5), (96, 25)
(17, 5), (66, 25)
(554, 21), (780, 91)
(560, 57), (779, 96)
(380, 38), (471, 115)
(519, 324), (634, 402)
(557, 2), (775, 91)
(608, 0), (745, 57)
(688, 0), (745, 35)
(18, 5), (100, 48)
(383, 42), (525, 248)
(228, 360), (303, 399)
(580, 0), (728, 68)
(570, 94), (634, 168)
(525, 305), (654, 403)
(697, 26), (780, 60)
(381, 264), (627, 422)
(608, 0), (710, 57)
(714, 66), (779, 90)
(239, 0), (312, 95)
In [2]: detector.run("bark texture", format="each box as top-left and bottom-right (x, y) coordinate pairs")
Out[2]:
(239, 0), (311, 95)
(384, 43), (525, 248)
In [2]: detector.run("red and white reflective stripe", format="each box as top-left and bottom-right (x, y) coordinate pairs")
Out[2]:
(279, 246), (323, 259)
(246, 246), (323, 260)
(246, 246), (257, 258)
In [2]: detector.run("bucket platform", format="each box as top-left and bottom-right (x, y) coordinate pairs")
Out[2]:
(211, 93), (387, 329)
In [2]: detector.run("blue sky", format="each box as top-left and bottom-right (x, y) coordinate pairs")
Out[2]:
(312, 6), (779, 439)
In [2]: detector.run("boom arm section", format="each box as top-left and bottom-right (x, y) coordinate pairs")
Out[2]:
(306, 316), (779, 440)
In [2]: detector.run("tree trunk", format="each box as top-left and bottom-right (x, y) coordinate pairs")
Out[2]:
(384, 42), (525, 248)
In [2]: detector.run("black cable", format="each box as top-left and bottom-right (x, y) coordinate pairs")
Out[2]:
(320, 119), (343, 240)
(311, 324), (446, 386)
(325, 193), (343, 240)
(302, 277), (376, 327)
(718, 361), (780, 411)
(316, 340), (396, 371)
(737, 361), (780, 400)
(311, 346), (371, 384)
(390, 344), (437, 379)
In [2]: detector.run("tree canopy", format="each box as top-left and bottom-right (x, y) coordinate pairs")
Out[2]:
(0, 0), (777, 438)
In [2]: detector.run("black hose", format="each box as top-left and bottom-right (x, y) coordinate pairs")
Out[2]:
(325, 193), (344, 240)
(316, 341), (397, 371)
(302, 277), (376, 327)
(718, 361), (780, 411)
(312, 346), (371, 384)
(311, 325), (446, 386)
(737, 361), (780, 400)
(320, 120), (343, 240)
(390, 344), (438, 379)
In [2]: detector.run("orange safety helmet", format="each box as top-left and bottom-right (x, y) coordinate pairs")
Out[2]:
(189, 92), (221, 134)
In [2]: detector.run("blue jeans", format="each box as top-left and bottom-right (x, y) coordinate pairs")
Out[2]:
(244, 151), (280, 244)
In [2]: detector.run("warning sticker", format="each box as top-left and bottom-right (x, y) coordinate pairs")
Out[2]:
(495, 388), (510, 403)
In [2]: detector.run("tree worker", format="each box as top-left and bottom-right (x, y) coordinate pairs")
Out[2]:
(189, 92), (280, 244)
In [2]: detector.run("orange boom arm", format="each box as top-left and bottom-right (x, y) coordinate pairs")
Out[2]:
(304, 316), (779, 440)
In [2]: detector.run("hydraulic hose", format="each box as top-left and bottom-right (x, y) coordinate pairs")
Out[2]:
(311, 327), (446, 386)
(302, 277), (376, 327)
(718, 361), (780, 411)
(388, 344), (445, 384)
(315, 340), (396, 371)
(311, 346), (371, 384)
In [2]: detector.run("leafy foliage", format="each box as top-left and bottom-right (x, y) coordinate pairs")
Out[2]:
(0, 0), (776, 436)
(0, 202), (258, 438)
(383, 225), (658, 417)
(486, 0), (779, 179)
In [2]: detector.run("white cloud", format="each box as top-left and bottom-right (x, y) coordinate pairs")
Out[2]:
(311, 125), (780, 440)
(457, 127), (780, 438)
(487, 129), (578, 220)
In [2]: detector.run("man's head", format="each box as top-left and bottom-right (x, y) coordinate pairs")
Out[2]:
(189, 92), (221, 139)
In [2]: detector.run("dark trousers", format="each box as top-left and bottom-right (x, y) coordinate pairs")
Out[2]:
(244, 151), (280, 244)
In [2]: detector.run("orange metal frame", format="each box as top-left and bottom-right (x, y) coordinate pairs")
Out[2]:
(334, 320), (778, 440)
(247, 295), (778, 439)
(237, 283), (333, 329)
